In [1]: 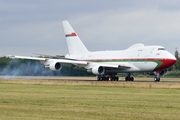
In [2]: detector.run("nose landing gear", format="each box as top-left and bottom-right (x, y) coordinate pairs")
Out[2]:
(154, 77), (160, 82)
(154, 71), (161, 82)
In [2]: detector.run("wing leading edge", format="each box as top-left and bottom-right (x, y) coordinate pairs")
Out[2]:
(6, 55), (88, 65)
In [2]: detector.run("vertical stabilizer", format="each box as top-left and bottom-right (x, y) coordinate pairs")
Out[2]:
(62, 21), (89, 55)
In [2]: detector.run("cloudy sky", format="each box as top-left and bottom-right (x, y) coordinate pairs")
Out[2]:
(1, 0), (180, 56)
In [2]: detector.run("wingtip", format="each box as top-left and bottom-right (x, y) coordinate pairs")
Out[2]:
(5, 55), (15, 58)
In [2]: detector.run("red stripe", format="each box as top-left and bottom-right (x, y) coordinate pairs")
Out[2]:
(81, 58), (176, 70)
(82, 58), (175, 61)
(65, 32), (77, 37)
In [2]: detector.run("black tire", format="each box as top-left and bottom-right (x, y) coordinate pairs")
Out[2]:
(125, 77), (128, 81)
(154, 77), (160, 82)
(130, 77), (134, 81)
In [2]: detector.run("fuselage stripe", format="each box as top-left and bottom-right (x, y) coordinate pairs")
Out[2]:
(80, 58), (176, 71)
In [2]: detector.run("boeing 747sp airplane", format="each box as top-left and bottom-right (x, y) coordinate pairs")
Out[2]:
(8, 21), (176, 82)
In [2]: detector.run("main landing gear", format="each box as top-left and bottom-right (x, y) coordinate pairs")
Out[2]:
(97, 72), (161, 82)
(97, 73), (134, 81)
(125, 73), (134, 81)
(97, 75), (119, 81)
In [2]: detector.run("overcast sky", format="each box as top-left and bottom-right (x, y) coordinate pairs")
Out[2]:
(1, 0), (180, 56)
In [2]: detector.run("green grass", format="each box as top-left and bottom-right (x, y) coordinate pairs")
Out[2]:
(0, 80), (180, 120)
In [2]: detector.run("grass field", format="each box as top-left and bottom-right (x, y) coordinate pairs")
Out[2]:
(0, 79), (180, 120)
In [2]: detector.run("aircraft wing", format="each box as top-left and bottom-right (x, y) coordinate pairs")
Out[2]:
(7, 55), (47, 61)
(33, 53), (66, 59)
(6, 55), (130, 71)
(6, 55), (88, 65)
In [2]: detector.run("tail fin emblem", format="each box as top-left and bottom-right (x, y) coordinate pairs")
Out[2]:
(65, 32), (77, 37)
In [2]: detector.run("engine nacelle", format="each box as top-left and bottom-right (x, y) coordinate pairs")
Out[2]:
(91, 66), (105, 75)
(45, 62), (62, 71)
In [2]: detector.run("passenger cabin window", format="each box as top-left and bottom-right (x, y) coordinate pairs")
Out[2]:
(158, 48), (166, 50)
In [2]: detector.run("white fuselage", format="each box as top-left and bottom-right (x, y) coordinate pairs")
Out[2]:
(65, 44), (176, 73)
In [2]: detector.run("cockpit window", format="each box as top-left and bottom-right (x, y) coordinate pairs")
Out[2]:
(158, 48), (166, 50)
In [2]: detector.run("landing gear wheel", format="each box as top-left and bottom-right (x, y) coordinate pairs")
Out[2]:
(110, 76), (119, 81)
(116, 77), (119, 81)
(130, 77), (134, 81)
(97, 76), (110, 81)
(125, 73), (134, 81)
(154, 77), (160, 82)
(125, 77), (128, 81)
(97, 73), (119, 81)
(97, 77), (101, 81)
(125, 76), (134, 81)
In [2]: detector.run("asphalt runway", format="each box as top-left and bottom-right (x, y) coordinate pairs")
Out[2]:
(0, 76), (180, 84)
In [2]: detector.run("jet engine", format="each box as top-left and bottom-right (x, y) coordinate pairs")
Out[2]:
(45, 62), (62, 71)
(91, 66), (105, 75)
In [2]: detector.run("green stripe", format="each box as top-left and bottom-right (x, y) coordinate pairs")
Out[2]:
(87, 59), (162, 70)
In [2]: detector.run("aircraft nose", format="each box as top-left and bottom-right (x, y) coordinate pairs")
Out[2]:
(167, 55), (177, 68)
(170, 58), (177, 66)
(168, 54), (177, 66)
(158, 55), (177, 70)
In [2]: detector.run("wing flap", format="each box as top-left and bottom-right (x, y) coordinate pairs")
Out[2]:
(55, 59), (87, 65)
(99, 63), (130, 70)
